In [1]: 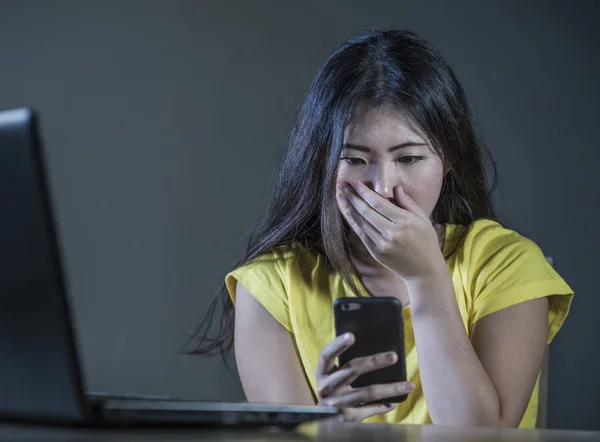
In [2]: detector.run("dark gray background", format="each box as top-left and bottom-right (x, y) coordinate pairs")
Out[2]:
(0, 0), (598, 431)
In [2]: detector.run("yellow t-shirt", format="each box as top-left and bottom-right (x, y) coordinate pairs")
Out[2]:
(225, 219), (573, 428)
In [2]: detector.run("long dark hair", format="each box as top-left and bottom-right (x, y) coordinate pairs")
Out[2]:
(188, 29), (496, 356)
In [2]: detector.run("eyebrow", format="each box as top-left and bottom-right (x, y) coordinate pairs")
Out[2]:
(343, 142), (428, 153)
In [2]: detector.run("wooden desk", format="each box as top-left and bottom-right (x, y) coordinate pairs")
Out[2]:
(1, 420), (599, 441)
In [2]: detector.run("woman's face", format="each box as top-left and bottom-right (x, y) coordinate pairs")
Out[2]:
(336, 105), (445, 219)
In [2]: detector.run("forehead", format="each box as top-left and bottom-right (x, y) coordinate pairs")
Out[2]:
(343, 105), (426, 145)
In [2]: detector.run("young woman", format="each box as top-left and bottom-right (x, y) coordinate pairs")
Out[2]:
(192, 29), (573, 428)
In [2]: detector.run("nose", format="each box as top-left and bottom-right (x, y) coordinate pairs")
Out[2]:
(370, 163), (395, 200)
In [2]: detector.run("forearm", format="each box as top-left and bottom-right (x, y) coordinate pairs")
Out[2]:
(407, 271), (502, 427)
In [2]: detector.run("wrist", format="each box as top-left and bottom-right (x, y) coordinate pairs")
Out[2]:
(404, 259), (450, 289)
(404, 267), (456, 316)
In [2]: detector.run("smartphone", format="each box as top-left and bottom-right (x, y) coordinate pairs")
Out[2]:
(333, 297), (408, 403)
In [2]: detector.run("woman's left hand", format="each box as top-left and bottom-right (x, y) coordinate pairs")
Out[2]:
(336, 180), (445, 282)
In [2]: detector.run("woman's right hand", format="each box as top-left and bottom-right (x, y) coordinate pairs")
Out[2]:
(315, 332), (415, 422)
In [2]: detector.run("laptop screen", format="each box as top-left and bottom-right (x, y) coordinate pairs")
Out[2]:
(0, 108), (88, 424)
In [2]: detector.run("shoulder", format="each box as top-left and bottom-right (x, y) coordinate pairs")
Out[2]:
(226, 242), (323, 298)
(235, 242), (322, 276)
(225, 243), (326, 332)
(447, 219), (543, 265)
(446, 219), (559, 306)
(448, 220), (574, 340)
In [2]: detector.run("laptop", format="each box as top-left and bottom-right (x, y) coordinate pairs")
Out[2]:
(0, 107), (339, 428)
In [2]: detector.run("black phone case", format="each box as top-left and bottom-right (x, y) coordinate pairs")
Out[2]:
(333, 297), (408, 403)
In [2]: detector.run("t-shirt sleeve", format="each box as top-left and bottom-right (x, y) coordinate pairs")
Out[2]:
(468, 223), (574, 344)
(225, 252), (293, 333)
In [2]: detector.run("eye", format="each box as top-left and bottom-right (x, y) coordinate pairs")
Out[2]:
(397, 156), (426, 164)
(340, 157), (366, 166)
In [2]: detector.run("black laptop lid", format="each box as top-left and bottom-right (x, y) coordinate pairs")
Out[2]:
(0, 108), (89, 424)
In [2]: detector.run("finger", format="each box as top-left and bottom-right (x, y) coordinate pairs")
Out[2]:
(327, 381), (415, 408)
(341, 182), (392, 232)
(317, 367), (356, 399)
(316, 333), (355, 377)
(349, 180), (404, 222)
(341, 194), (382, 246)
(337, 189), (379, 249)
(342, 403), (396, 422)
(393, 185), (428, 220)
(319, 351), (398, 398)
(341, 351), (399, 381)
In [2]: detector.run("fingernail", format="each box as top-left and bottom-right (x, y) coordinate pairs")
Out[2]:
(407, 382), (415, 391)
(343, 333), (353, 344)
(387, 352), (398, 363)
